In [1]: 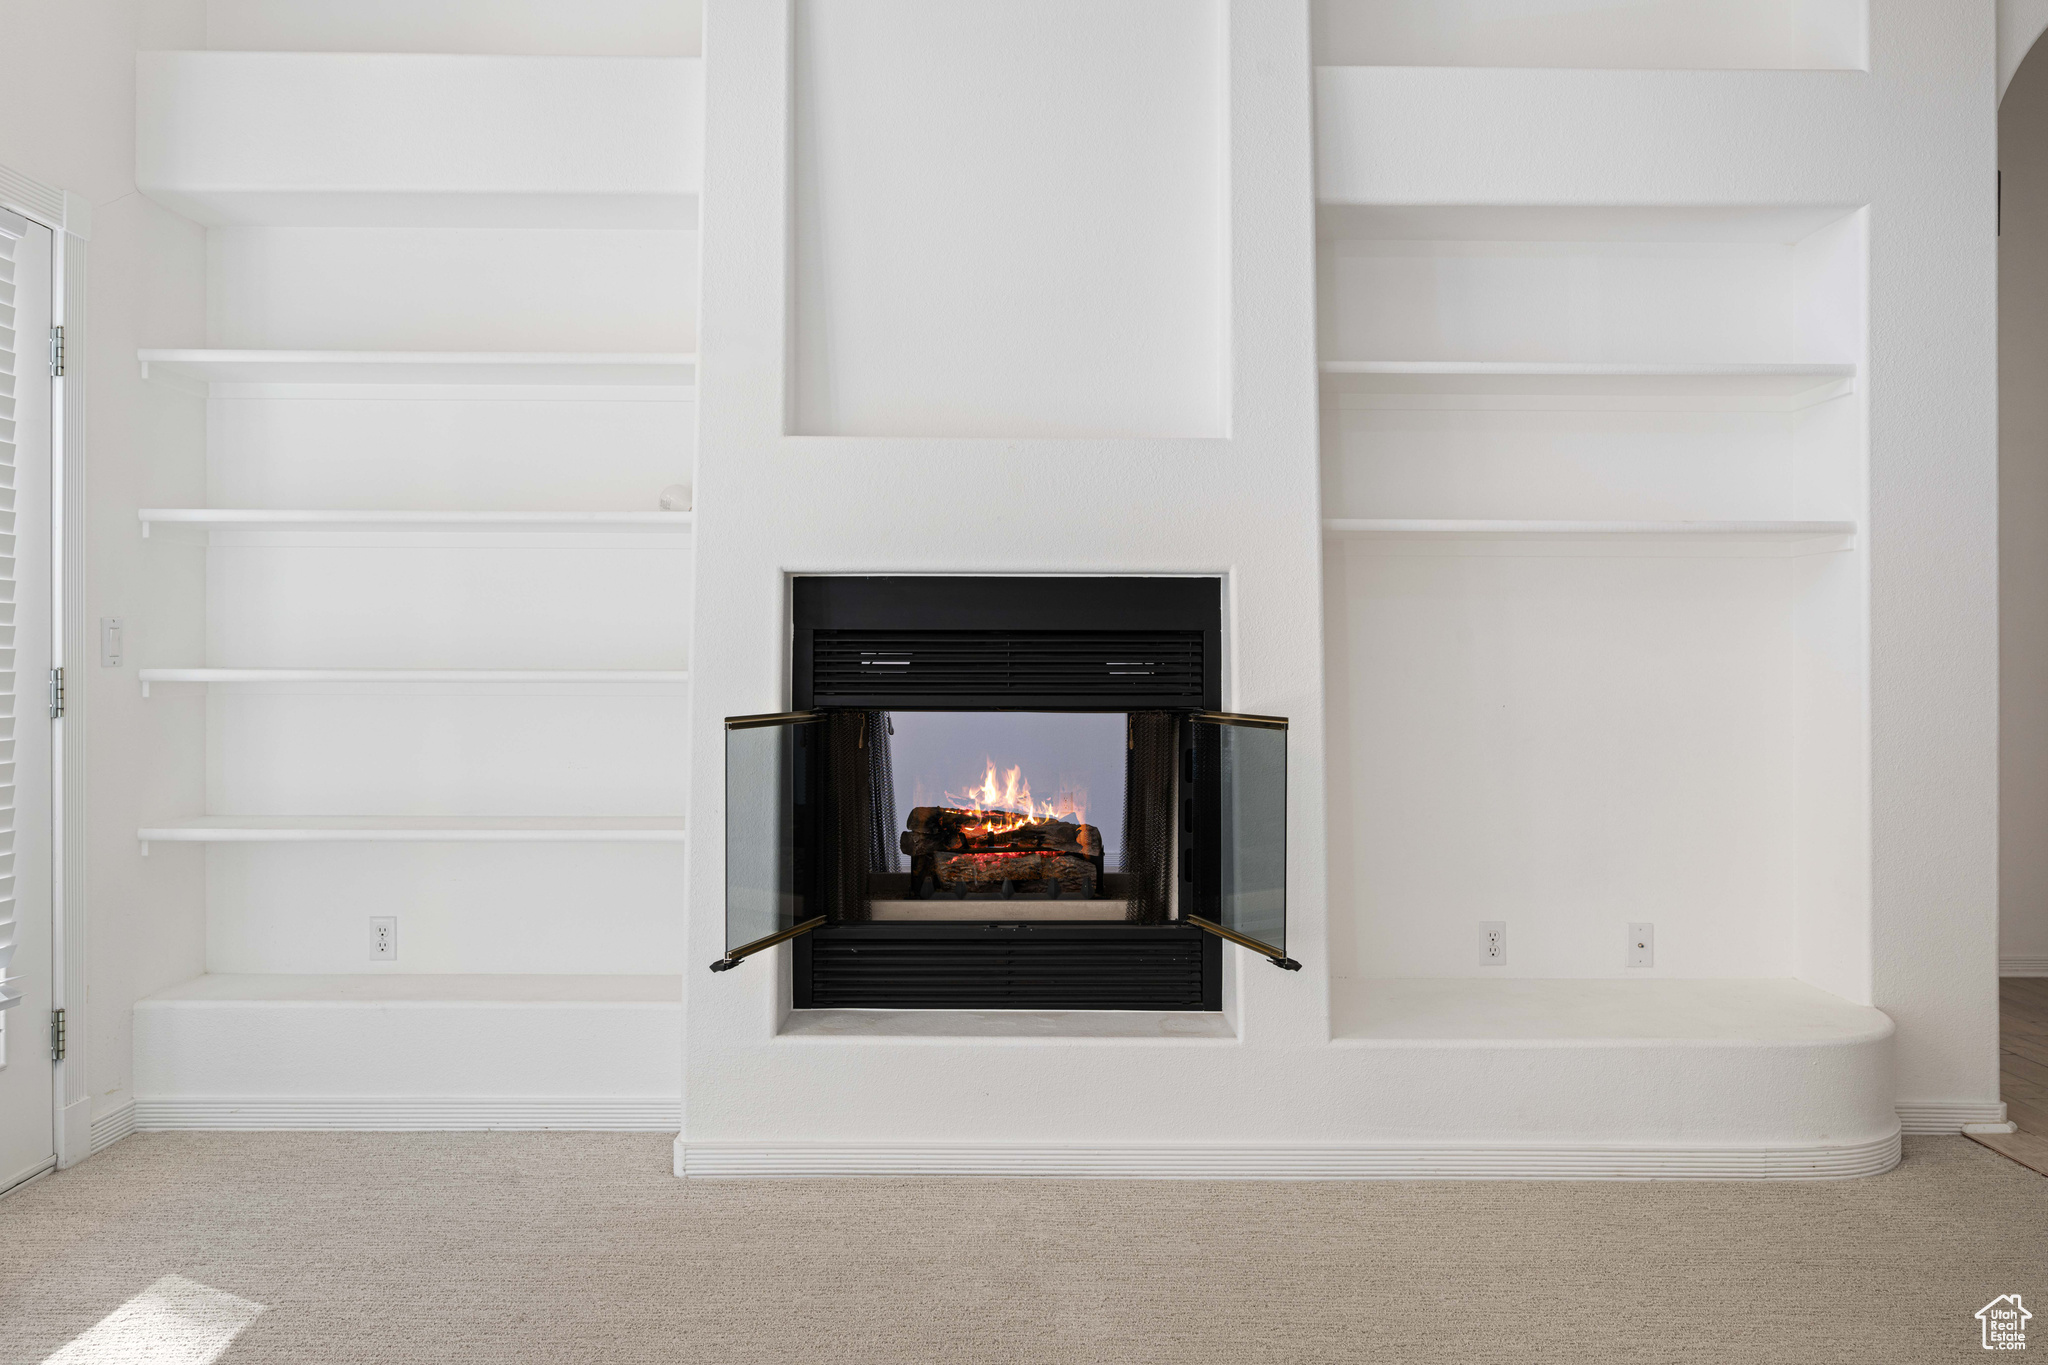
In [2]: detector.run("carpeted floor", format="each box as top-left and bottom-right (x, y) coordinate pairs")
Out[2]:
(0, 1134), (2042, 1364)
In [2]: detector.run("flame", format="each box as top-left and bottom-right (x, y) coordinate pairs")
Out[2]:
(944, 760), (1086, 836)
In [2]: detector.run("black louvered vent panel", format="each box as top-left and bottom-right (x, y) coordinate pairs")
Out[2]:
(811, 630), (1205, 708)
(808, 935), (1208, 1009)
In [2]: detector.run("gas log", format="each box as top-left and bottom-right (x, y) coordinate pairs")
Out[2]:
(901, 807), (1104, 896)
(899, 814), (1101, 860)
(931, 850), (1099, 896)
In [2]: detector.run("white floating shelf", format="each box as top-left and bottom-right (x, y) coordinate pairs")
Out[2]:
(138, 349), (695, 388)
(143, 974), (682, 1006)
(137, 53), (701, 229)
(1319, 361), (1856, 409)
(139, 509), (692, 537)
(1316, 204), (1861, 245)
(1324, 519), (1857, 557)
(137, 817), (688, 855)
(137, 669), (690, 697)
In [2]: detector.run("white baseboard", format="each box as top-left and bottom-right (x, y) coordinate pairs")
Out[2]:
(675, 1130), (1903, 1181)
(1897, 1101), (2008, 1134)
(2001, 956), (2048, 977)
(59, 1096), (94, 1167)
(89, 1101), (137, 1155)
(135, 1095), (681, 1132)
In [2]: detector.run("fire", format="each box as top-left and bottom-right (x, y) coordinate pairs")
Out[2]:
(944, 760), (1086, 837)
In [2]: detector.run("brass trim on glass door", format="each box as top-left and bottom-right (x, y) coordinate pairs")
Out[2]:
(725, 711), (823, 730)
(1185, 914), (1301, 970)
(709, 916), (827, 972)
(1194, 711), (1288, 731)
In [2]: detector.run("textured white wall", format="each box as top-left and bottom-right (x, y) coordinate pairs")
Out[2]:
(0, 0), (211, 1135)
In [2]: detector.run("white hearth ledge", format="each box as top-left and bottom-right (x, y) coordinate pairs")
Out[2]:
(675, 1133), (1901, 1181)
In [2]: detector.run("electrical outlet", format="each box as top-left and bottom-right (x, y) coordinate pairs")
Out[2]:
(100, 617), (123, 668)
(1628, 922), (1654, 968)
(370, 916), (397, 961)
(1481, 921), (1506, 966)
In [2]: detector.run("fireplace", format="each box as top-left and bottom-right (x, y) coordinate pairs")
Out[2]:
(712, 576), (1294, 1010)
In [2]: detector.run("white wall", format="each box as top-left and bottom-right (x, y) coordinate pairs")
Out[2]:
(0, 0), (211, 1137)
(2003, 46), (2048, 974)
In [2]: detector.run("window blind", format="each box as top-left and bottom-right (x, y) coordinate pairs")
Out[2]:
(0, 207), (25, 1013)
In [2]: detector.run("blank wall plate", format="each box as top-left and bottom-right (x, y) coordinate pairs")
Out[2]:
(1628, 922), (1655, 968)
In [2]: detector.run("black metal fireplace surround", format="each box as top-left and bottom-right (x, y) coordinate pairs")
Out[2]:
(712, 576), (1294, 1011)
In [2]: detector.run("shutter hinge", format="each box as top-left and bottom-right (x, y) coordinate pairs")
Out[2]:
(48, 325), (64, 378)
(50, 1008), (66, 1062)
(47, 667), (63, 719)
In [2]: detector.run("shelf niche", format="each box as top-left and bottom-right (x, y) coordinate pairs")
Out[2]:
(1319, 201), (1870, 994)
(137, 52), (703, 228)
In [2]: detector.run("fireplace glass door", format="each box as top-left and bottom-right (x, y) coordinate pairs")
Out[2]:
(1185, 713), (1293, 969)
(714, 705), (1294, 981)
(716, 712), (827, 969)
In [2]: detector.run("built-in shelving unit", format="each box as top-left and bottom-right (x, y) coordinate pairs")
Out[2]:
(128, 11), (700, 1130)
(1316, 191), (1869, 987)
(138, 349), (695, 388)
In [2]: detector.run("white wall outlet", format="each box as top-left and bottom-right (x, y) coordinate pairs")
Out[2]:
(1481, 921), (1506, 965)
(99, 617), (123, 668)
(1628, 922), (1654, 968)
(370, 916), (397, 961)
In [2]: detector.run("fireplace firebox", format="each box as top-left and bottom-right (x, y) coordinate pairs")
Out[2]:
(712, 577), (1294, 1010)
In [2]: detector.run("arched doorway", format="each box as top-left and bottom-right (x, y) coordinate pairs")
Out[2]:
(1997, 26), (2048, 1156)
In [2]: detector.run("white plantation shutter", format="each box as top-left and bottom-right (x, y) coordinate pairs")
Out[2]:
(0, 207), (24, 1011)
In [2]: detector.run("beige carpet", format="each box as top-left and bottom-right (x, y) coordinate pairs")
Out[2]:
(0, 1134), (2042, 1364)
